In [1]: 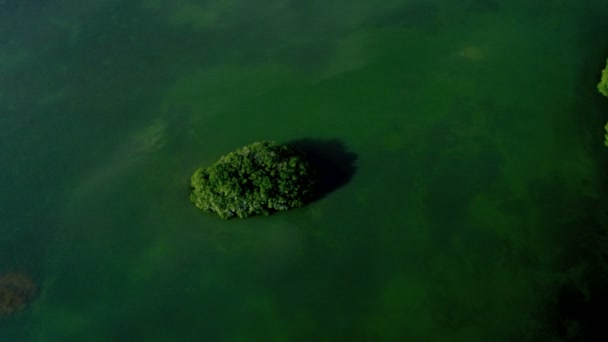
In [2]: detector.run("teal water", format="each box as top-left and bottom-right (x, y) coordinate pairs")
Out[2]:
(2, 0), (608, 340)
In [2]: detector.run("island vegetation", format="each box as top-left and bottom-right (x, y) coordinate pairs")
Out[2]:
(190, 141), (317, 219)
(598, 58), (608, 145)
(564, 56), (608, 340)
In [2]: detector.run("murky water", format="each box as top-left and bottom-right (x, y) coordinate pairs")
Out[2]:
(2, 0), (608, 340)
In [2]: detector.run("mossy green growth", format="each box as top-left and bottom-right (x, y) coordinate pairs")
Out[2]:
(190, 141), (317, 219)
(598, 59), (608, 97)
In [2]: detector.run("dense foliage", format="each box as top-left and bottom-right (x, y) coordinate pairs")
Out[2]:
(190, 141), (317, 219)
(598, 59), (608, 145)
(598, 59), (608, 97)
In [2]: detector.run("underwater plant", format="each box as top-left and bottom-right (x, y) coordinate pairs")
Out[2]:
(0, 271), (37, 318)
(190, 141), (317, 219)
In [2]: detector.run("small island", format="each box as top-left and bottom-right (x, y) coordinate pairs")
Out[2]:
(190, 141), (318, 219)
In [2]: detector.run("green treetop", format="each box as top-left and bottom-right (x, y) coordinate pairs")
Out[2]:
(190, 141), (317, 219)
(599, 59), (608, 97)
(598, 59), (608, 146)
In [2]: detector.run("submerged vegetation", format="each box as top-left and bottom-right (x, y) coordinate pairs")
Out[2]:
(0, 271), (37, 318)
(190, 141), (317, 219)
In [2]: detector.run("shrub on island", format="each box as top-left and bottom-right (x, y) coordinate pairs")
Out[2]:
(190, 141), (317, 219)
(598, 59), (608, 145)
(598, 59), (608, 98)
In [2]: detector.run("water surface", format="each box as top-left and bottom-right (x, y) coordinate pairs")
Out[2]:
(1, 0), (608, 340)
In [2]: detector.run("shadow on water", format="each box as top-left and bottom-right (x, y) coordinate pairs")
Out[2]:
(287, 138), (358, 201)
(551, 279), (608, 341)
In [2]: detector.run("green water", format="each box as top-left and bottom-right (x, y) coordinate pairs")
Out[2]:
(2, 0), (608, 340)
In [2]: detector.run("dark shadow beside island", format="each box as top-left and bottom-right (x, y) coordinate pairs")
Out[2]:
(287, 138), (358, 202)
